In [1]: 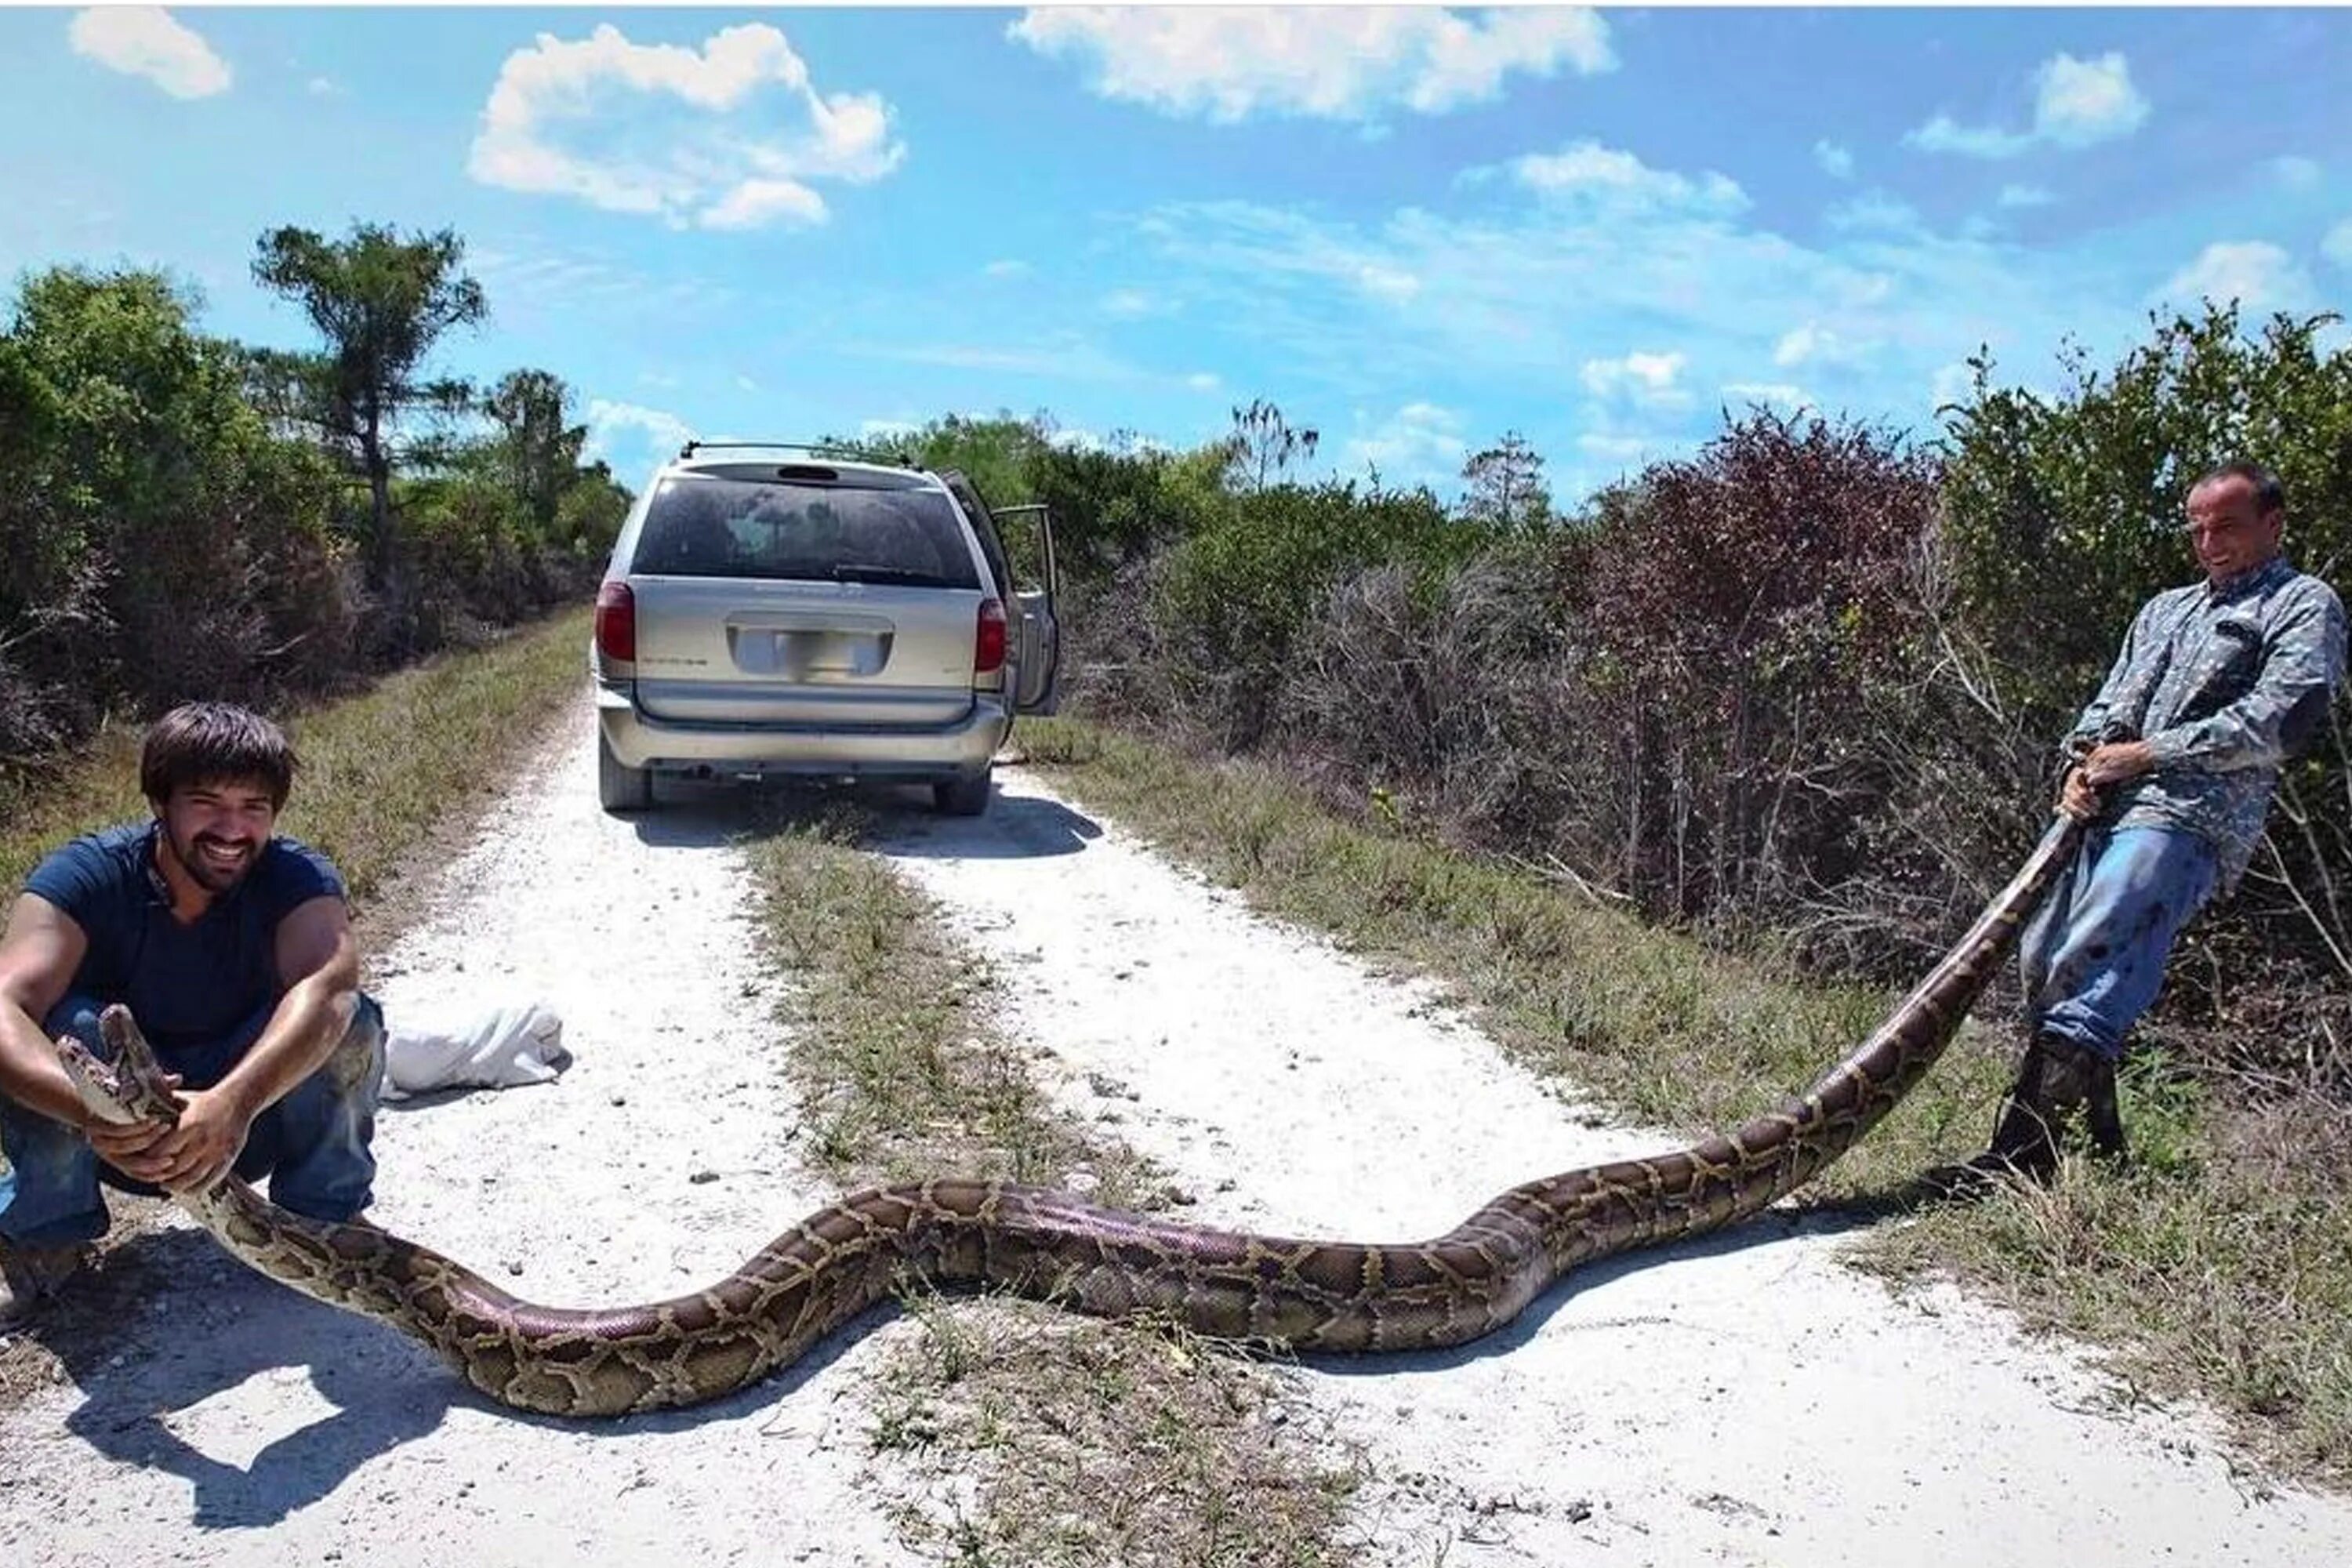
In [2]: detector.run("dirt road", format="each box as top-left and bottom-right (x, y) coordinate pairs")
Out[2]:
(5, 696), (2350, 1565)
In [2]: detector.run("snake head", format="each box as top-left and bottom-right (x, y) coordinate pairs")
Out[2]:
(56, 1005), (184, 1129)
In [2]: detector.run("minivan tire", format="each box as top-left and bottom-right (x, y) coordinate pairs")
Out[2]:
(598, 731), (655, 814)
(933, 768), (991, 817)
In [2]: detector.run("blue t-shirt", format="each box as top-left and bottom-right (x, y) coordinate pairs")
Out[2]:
(23, 822), (346, 1053)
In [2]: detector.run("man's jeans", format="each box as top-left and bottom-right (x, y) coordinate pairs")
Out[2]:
(0, 993), (385, 1248)
(2018, 826), (2218, 1062)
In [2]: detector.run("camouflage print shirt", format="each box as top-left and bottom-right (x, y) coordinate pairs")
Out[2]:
(2062, 555), (2348, 890)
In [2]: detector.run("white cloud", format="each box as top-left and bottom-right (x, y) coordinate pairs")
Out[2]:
(1904, 117), (2033, 161)
(1930, 361), (1979, 411)
(2270, 155), (2324, 191)
(699, 179), (828, 230)
(1342, 401), (1468, 484)
(1512, 140), (1748, 218)
(2322, 219), (2352, 270)
(2154, 241), (2313, 314)
(469, 246), (741, 326)
(1123, 175), (2159, 469)
(306, 77), (339, 97)
(2033, 52), (2150, 147)
(1814, 140), (1854, 180)
(69, 7), (230, 99)
(1101, 288), (1160, 318)
(983, 259), (1031, 279)
(1907, 50), (2147, 159)
(1773, 322), (1862, 368)
(1357, 263), (1421, 303)
(1720, 381), (1812, 412)
(1997, 183), (2056, 209)
(734, 374), (758, 393)
(1185, 372), (1223, 393)
(1044, 423), (1126, 454)
(1825, 191), (1923, 234)
(1581, 350), (1690, 406)
(865, 337), (1144, 383)
(468, 23), (904, 230)
(1009, 6), (1613, 123)
(584, 399), (695, 467)
(1576, 432), (1652, 463)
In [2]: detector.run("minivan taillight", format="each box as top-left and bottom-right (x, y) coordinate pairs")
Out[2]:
(975, 597), (1007, 676)
(595, 580), (637, 663)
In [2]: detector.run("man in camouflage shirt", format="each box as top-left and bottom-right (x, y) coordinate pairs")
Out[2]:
(1967, 460), (2347, 1181)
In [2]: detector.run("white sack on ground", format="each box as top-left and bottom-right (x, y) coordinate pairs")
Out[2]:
(380, 1000), (571, 1099)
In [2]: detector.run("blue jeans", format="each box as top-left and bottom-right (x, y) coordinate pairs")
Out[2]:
(2017, 826), (2219, 1062)
(0, 993), (385, 1248)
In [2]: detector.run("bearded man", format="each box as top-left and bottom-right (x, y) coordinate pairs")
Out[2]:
(0, 702), (384, 1324)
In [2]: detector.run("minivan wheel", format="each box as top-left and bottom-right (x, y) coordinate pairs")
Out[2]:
(933, 768), (991, 817)
(598, 731), (654, 814)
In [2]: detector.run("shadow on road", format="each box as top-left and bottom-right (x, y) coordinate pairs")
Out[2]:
(613, 772), (1102, 861)
(1300, 1200), (1885, 1378)
(872, 787), (1102, 861)
(21, 1221), (902, 1523)
(26, 1225), (454, 1530)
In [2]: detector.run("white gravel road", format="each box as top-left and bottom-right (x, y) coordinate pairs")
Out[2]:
(5, 694), (2351, 1566)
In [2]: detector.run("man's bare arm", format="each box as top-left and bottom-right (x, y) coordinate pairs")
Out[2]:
(0, 893), (105, 1131)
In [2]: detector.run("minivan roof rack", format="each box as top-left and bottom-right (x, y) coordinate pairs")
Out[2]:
(677, 440), (915, 466)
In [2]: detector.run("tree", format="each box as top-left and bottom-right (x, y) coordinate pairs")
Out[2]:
(1459, 431), (1552, 535)
(252, 223), (487, 586)
(1224, 397), (1319, 492)
(483, 368), (588, 528)
(0, 266), (347, 740)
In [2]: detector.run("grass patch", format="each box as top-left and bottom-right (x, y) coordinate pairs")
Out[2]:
(1865, 1090), (2352, 1486)
(1, 608), (597, 915)
(1018, 714), (2352, 1491)
(742, 806), (1167, 1204)
(737, 797), (1361, 1563)
(869, 1294), (1361, 1568)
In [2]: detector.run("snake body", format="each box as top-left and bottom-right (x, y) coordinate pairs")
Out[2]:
(64, 815), (2081, 1418)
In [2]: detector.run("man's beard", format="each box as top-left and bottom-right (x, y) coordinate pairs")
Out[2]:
(164, 824), (258, 895)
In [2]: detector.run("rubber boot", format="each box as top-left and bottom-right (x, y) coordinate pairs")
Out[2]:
(2028, 1030), (2129, 1162)
(1980, 1033), (2067, 1181)
(1924, 1031), (2118, 1198)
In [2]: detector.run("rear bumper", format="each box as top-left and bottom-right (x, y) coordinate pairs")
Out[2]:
(595, 681), (1007, 779)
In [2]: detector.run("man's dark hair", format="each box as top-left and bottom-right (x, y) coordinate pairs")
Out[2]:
(2194, 459), (2287, 516)
(140, 702), (299, 810)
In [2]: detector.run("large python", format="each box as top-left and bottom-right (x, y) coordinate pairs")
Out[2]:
(61, 814), (2082, 1419)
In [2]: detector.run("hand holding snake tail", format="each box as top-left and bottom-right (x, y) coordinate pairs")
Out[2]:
(58, 813), (2085, 1419)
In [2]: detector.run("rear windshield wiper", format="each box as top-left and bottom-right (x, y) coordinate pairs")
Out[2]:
(822, 564), (956, 587)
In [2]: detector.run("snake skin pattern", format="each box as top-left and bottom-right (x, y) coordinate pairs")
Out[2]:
(63, 814), (2082, 1417)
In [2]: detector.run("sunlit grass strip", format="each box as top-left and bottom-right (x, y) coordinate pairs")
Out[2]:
(741, 804), (1165, 1201)
(1018, 712), (2352, 1490)
(871, 1297), (1361, 1568)
(737, 803), (1357, 1564)
(0, 609), (595, 909)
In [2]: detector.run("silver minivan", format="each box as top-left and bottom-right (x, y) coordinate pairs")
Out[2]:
(590, 444), (1060, 816)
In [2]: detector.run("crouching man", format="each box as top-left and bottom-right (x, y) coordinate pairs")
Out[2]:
(0, 702), (384, 1325)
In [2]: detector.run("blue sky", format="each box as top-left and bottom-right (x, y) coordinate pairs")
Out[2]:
(4, 5), (2350, 506)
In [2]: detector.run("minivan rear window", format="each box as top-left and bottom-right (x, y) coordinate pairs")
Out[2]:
(630, 475), (982, 590)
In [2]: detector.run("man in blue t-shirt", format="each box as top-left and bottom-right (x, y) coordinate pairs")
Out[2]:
(0, 702), (384, 1325)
